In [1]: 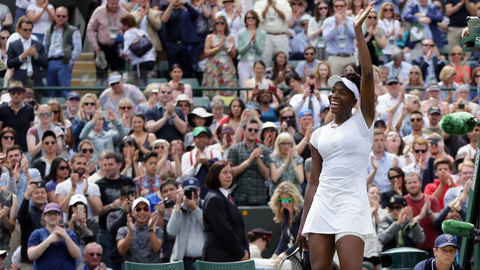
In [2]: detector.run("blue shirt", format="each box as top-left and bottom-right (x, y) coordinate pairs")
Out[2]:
(295, 59), (320, 78)
(367, 151), (397, 193)
(145, 105), (186, 142)
(146, 192), (163, 213)
(0, 168), (42, 205)
(322, 15), (356, 55)
(28, 227), (79, 270)
(414, 257), (464, 270)
(260, 106), (278, 123)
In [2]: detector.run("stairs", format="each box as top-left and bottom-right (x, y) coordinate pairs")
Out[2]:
(71, 52), (97, 87)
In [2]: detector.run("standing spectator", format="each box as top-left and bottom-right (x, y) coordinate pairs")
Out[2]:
(202, 15), (238, 88)
(47, 99), (73, 154)
(134, 151), (161, 197)
(424, 158), (458, 208)
(385, 50), (412, 83)
(445, 0), (475, 50)
(411, 39), (445, 85)
(0, 128), (17, 157)
(129, 112), (156, 156)
(0, 82), (34, 153)
(98, 73), (146, 119)
(117, 197), (163, 265)
(323, 0), (356, 76)
(0, 3), (13, 30)
(237, 10), (267, 88)
(420, 84), (449, 116)
(7, 18), (47, 87)
(67, 194), (99, 247)
(423, 106), (443, 136)
(86, 0), (127, 85)
(138, 84), (160, 115)
(227, 119), (271, 206)
(295, 46), (320, 78)
(215, 0), (245, 43)
(26, 0), (55, 43)
(168, 64), (194, 103)
(209, 97), (227, 135)
(217, 98), (246, 131)
(379, 2), (400, 63)
(71, 93), (102, 153)
(289, 83), (329, 127)
(145, 83), (188, 142)
(44, 157), (69, 203)
(202, 161), (250, 262)
(363, 9), (386, 67)
(0, 187), (17, 268)
(44, 6), (82, 90)
(381, 167), (406, 208)
(402, 137), (429, 175)
(32, 131), (59, 179)
(120, 14), (156, 87)
(64, 92), (80, 122)
(0, 30), (9, 78)
(254, 0), (292, 66)
(161, 0), (200, 78)
(308, 1), (330, 61)
(376, 77), (405, 129)
(367, 129), (399, 193)
(270, 132), (304, 194)
(292, 109), (313, 161)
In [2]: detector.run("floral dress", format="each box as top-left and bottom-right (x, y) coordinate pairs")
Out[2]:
(202, 34), (238, 97)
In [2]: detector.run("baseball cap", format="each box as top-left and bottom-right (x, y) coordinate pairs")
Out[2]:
(327, 75), (360, 100)
(67, 92), (80, 100)
(298, 109), (313, 119)
(182, 177), (200, 190)
(387, 196), (407, 208)
(69, 194), (88, 206)
(108, 72), (122, 85)
(43, 202), (62, 214)
(132, 197), (151, 210)
(251, 228), (273, 242)
(428, 106), (442, 115)
(434, 234), (459, 249)
(192, 126), (211, 137)
(386, 76), (400, 85)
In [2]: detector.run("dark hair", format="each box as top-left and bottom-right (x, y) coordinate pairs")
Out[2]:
(169, 63), (183, 73)
(205, 161), (234, 189)
(0, 127), (17, 152)
(247, 231), (261, 243)
(228, 98), (246, 118)
(160, 179), (179, 193)
(285, 73), (301, 86)
(45, 157), (69, 182)
(67, 201), (88, 223)
(130, 112), (148, 132)
(119, 137), (141, 159)
(272, 52), (288, 82)
(6, 145), (22, 155)
(388, 166), (406, 194)
(344, 62), (358, 74)
(343, 73), (362, 95)
(120, 14), (136, 28)
(104, 151), (122, 163)
(304, 45), (316, 54)
(434, 157), (453, 171)
(120, 185), (137, 197)
(18, 17), (33, 30)
(411, 110), (424, 117)
(254, 60), (266, 69)
(143, 151), (158, 162)
(214, 15), (230, 36)
(313, 0), (331, 20)
(244, 10), (260, 28)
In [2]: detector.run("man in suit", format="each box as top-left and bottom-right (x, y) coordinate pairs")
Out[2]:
(7, 17), (47, 87)
(412, 39), (446, 85)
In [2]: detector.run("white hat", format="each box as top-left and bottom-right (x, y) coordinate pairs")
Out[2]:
(95, 51), (108, 70)
(152, 139), (170, 149)
(69, 194), (88, 206)
(132, 197), (151, 210)
(327, 75), (360, 100)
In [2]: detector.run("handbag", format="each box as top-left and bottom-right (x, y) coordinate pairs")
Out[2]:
(129, 35), (153, 57)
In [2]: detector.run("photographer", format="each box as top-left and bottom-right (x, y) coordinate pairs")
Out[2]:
(167, 177), (205, 270)
(146, 180), (178, 263)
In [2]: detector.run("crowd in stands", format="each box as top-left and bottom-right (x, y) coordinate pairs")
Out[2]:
(0, 0), (478, 268)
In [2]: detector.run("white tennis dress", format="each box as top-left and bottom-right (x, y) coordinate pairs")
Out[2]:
(302, 109), (376, 237)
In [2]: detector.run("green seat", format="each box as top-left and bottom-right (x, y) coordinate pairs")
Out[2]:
(124, 261), (185, 270)
(193, 97), (211, 108)
(160, 61), (170, 78)
(288, 60), (301, 69)
(196, 260), (256, 270)
(147, 78), (168, 84)
(182, 78), (200, 88)
(439, 44), (450, 57)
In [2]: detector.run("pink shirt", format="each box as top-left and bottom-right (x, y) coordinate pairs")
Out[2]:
(87, 6), (127, 47)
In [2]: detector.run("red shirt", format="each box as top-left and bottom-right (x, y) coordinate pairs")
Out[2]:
(424, 179), (459, 209)
(405, 194), (441, 250)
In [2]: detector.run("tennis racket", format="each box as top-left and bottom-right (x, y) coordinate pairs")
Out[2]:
(277, 246), (305, 270)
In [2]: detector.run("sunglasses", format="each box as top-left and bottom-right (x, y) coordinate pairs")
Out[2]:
(58, 165), (69, 171)
(410, 71), (419, 75)
(283, 116), (295, 120)
(22, 28), (33, 32)
(422, 44), (434, 47)
(246, 16), (255, 19)
(160, 91), (172, 94)
(195, 134), (209, 139)
(388, 174), (401, 180)
(305, 52), (314, 56)
(52, 110), (60, 114)
(56, 14), (67, 18)
(39, 112), (53, 117)
(69, 97), (80, 102)
(389, 205), (403, 211)
(136, 206), (150, 212)
(154, 145), (164, 150)
(81, 148), (94, 154)
(334, 4), (345, 8)
(291, 2), (302, 5)
(222, 128), (234, 133)
(110, 82), (120, 86)
(9, 90), (24, 96)
(279, 142), (292, 146)
(2, 136), (14, 140)
(383, 8), (393, 11)
(301, 23), (308, 26)
(410, 118), (422, 122)
(367, 16), (377, 19)
(44, 141), (57, 146)
(119, 106), (132, 110)
(375, 123), (386, 128)
(278, 197), (293, 204)
(319, 6), (328, 10)
(87, 253), (102, 257)
(451, 53), (462, 56)
(215, 21), (226, 25)
(247, 128), (259, 133)
(475, 75), (480, 78)
(0, 36), (9, 40)
(413, 149), (427, 153)
(84, 102), (96, 106)
(177, 103), (190, 107)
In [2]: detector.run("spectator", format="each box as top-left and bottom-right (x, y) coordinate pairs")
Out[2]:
(295, 14), (312, 57)
(237, 10), (266, 88)
(117, 197), (163, 265)
(451, 84), (480, 114)
(244, 61), (275, 101)
(270, 132), (304, 194)
(47, 98), (73, 155)
(217, 97), (246, 131)
(292, 109), (313, 161)
(467, 67), (480, 102)
(129, 112), (156, 156)
(98, 73), (146, 118)
(119, 137), (141, 179)
(228, 119), (271, 205)
(438, 67), (459, 98)
(247, 229), (272, 259)
(381, 166), (406, 208)
(307, 2), (330, 61)
(402, 110), (427, 145)
(0, 186), (18, 268)
(161, 0), (200, 78)
(368, 129), (399, 193)
(363, 9), (386, 67)
(185, 107), (214, 147)
(117, 98), (135, 133)
(168, 64), (194, 103)
(27, 202), (81, 269)
(0, 4), (13, 30)
(78, 140), (96, 175)
(56, 153), (103, 219)
(259, 122), (278, 152)
(404, 172), (441, 257)
(404, 65), (425, 89)
(32, 130), (59, 179)
(376, 76), (405, 129)
(174, 94), (192, 122)
(72, 93), (101, 152)
(412, 39), (446, 85)
(26, 0), (54, 43)
(137, 83), (160, 115)
(378, 196), (425, 251)
(312, 61), (332, 94)
(44, 157), (69, 203)
(64, 92), (80, 123)
(152, 139), (176, 176)
(88, 150), (108, 184)
(414, 234), (464, 270)
(79, 110), (126, 161)
(202, 161), (249, 262)
(170, 141), (185, 176)
(456, 123), (479, 161)
(79, 242), (110, 270)
(402, 137), (429, 175)
(95, 151), (135, 267)
(202, 15), (238, 89)
(254, 0), (292, 66)
(265, 52), (289, 87)
(295, 46), (320, 78)
(364, 184), (388, 270)
(445, 0), (475, 50)
(385, 130), (407, 167)
(420, 83), (449, 116)
(347, 0), (367, 16)
(323, 0), (355, 75)
(167, 177), (205, 269)
(448, 46), (471, 85)
(86, 0), (127, 85)
(0, 30), (9, 78)
(145, 83), (188, 142)
(120, 14), (156, 87)
(423, 107), (443, 137)
(17, 181), (47, 268)
(182, 127), (222, 198)
(252, 88), (280, 123)
(209, 97), (226, 135)
(279, 106), (297, 135)
(424, 158), (458, 208)
(67, 194), (98, 246)
(443, 161), (473, 214)
(378, 2), (400, 64)
(216, 0), (245, 41)
(1, 145), (41, 205)
(210, 124), (236, 160)
(268, 181), (306, 267)
(44, 6), (82, 90)
(134, 151), (161, 197)
(7, 18), (47, 87)
(385, 50), (412, 83)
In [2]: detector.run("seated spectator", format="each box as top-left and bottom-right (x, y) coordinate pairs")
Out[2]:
(438, 66), (459, 102)
(47, 99), (73, 156)
(88, 150), (108, 184)
(32, 131), (60, 179)
(98, 72), (146, 119)
(210, 124), (236, 160)
(295, 15), (312, 56)
(79, 110), (126, 160)
(247, 229), (272, 259)
(260, 122), (278, 153)
(0, 30), (8, 77)
(421, 83), (450, 116)
(44, 157), (69, 203)
(78, 140), (96, 176)
(67, 194), (99, 247)
(72, 93), (102, 152)
(423, 107), (443, 136)
(119, 137), (141, 179)
(117, 98), (134, 133)
(167, 177), (205, 269)
(152, 139), (175, 176)
(402, 137), (429, 175)
(385, 49), (412, 83)
(129, 112), (156, 156)
(27, 202), (81, 270)
(381, 167), (407, 208)
(79, 242), (110, 270)
(312, 61), (332, 95)
(414, 234), (464, 270)
(295, 46), (320, 79)
(404, 65), (425, 89)
(209, 97), (226, 135)
(426, 133), (454, 162)
(378, 196), (425, 251)
(137, 83), (160, 115)
(217, 97), (246, 131)
(434, 197), (466, 236)
(279, 106), (298, 135)
(134, 151), (161, 197)
(448, 46), (471, 85)
(244, 61), (275, 100)
(444, 161), (473, 214)
(185, 107), (214, 147)
(367, 129), (399, 193)
(251, 88), (280, 123)
(174, 94), (192, 122)
(450, 84), (480, 115)
(424, 158), (459, 208)
(64, 92), (81, 123)
(402, 111), (427, 145)
(467, 67), (480, 103)
(117, 197), (163, 265)
(293, 109), (314, 161)
(120, 14), (156, 87)
(170, 140), (185, 178)
(385, 130), (407, 167)
(289, 78), (329, 127)
(0, 128), (17, 157)
(168, 64), (194, 103)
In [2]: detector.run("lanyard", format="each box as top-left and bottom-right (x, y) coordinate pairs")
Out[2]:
(383, 19), (394, 36)
(53, 27), (62, 45)
(336, 24), (347, 36)
(107, 8), (118, 28)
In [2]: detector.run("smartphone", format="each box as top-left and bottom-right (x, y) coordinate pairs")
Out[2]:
(33, 181), (46, 188)
(88, 159), (95, 167)
(101, 111), (109, 118)
(405, 94), (414, 105)
(458, 103), (465, 109)
(184, 189), (193, 199)
(77, 204), (85, 216)
(310, 84), (315, 93)
(429, 138), (441, 145)
(286, 119), (296, 129)
(258, 84), (269, 90)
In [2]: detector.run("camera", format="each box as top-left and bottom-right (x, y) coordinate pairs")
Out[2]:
(163, 198), (174, 208)
(33, 181), (46, 188)
(458, 103), (465, 109)
(310, 84), (315, 93)
(27, 99), (36, 107)
(101, 111), (109, 118)
(258, 84), (269, 90)
(184, 189), (193, 199)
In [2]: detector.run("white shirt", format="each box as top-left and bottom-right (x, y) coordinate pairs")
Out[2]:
(385, 61), (412, 83)
(289, 93), (330, 127)
(55, 179), (101, 219)
(376, 92), (404, 126)
(254, 0), (292, 33)
(181, 146), (223, 180)
(20, 37), (33, 76)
